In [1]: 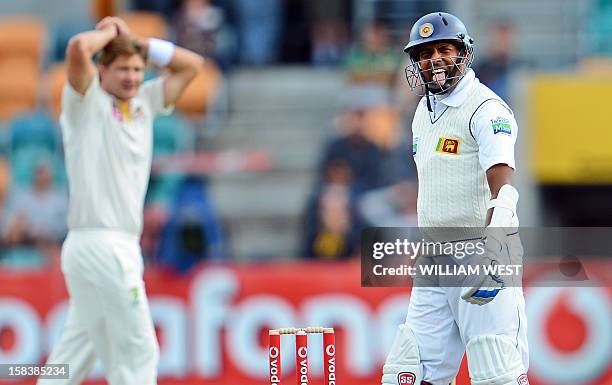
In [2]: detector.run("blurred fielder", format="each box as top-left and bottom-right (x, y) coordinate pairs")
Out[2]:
(382, 12), (529, 385)
(37, 17), (203, 385)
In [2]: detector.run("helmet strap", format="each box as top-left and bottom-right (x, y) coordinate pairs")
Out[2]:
(425, 85), (433, 112)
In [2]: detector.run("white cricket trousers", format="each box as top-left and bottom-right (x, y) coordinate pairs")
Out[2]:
(406, 285), (529, 385)
(405, 234), (529, 385)
(38, 229), (159, 385)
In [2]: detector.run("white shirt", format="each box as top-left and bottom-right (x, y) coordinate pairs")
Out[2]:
(60, 75), (171, 236)
(426, 69), (517, 171)
(411, 68), (517, 237)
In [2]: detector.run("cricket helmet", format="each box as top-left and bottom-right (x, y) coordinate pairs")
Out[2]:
(404, 12), (475, 96)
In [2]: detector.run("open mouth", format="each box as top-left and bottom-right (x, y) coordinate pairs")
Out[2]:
(431, 68), (448, 86)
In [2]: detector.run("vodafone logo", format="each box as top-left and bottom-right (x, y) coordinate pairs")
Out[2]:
(325, 343), (336, 385)
(297, 346), (308, 358)
(528, 286), (612, 384)
(398, 372), (416, 384)
(517, 373), (529, 385)
(269, 346), (279, 359)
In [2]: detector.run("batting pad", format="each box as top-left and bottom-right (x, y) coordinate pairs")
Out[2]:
(382, 324), (422, 385)
(467, 334), (527, 385)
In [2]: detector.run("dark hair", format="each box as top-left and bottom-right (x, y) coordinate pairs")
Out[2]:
(98, 36), (147, 66)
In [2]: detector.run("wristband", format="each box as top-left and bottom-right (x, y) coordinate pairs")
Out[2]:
(488, 184), (519, 227)
(148, 38), (175, 67)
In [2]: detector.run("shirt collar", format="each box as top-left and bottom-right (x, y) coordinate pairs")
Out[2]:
(436, 69), (477, 108)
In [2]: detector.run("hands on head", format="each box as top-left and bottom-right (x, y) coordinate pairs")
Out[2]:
(95, 17), (131, 38)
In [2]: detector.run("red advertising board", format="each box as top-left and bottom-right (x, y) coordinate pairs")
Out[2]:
(0, 261), (610, 385)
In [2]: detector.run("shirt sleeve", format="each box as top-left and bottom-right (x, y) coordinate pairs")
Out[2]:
(471, 100), (518, 171)
(61, 75), (100, 125)
(140, 76), (174, 116)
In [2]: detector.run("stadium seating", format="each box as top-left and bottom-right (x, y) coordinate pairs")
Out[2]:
(175, 60), (221, 117)
(0, 57), (39, 121)
(5, 113), (64, 189)
(9, 147), (64, 187)
(153, 114), (193, 156)
(121, 11), (168, 39)
(9, 111), (58, 155)
(146, 172), (185, 206)
(45, 63), (66, 119)
(0, 17), (46, 67)
(48, 19), (92, 62)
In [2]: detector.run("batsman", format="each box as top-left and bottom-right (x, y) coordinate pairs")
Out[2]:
(382, 12), (529, 385)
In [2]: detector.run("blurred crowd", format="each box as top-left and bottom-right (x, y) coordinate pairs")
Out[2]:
(0, 0), (530, 269)
(303, 19), (417, 260)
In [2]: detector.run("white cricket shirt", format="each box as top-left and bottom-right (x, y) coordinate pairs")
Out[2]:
(60, 75), (171, 236)
(411, 69), (517, 239)
(425, 69), (517, 171)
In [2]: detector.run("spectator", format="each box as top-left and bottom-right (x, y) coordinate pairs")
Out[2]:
(343, 21), (402, 87)
(172, 0), (235, 69)
(156, 176), (226, 273)
(3, 162), (67, 246)
(303, 184), (359, 260)
(308, 0), (349, 66)
(473, 22), (516, 101)
(319, 102), (387, 195)
(311, 20), (348, 66)
(234, 0), (283, 65)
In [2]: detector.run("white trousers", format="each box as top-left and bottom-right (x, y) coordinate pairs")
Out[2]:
(406, 284), (529, 385)
(38, 229), (159, 385)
